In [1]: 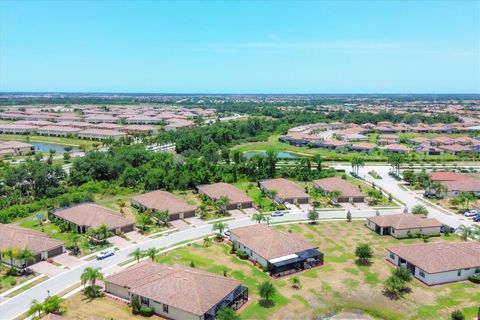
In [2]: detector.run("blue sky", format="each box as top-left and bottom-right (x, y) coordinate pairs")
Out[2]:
(0, 0), (479, 93)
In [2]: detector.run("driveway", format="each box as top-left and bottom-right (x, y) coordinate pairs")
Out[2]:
(107, 236), (133, 249)
(170, 219), (191, 231)
(228, 209), (246, 219)
(185, 216), (205, 227)
(299, 204), (313, 212)
(125, 231), (150, 243)
(30, 261), (65, 278)
(53, 253), (84, 268)
(242, 207), (258, 216)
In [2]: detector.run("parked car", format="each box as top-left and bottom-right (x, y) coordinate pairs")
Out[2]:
(223, 229), (231, 237)
(473, 214), (480, 222)
(464, 210), (479, 217)
(96, 248), (115, 260)
(423, 191), (437, 199)
(271, 211), (284, 217)
(284, 202), (293, 210)
(440, 225), (455, 233)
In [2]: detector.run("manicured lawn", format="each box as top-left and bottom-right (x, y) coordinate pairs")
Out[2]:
(146, 221), (474, 319)
(63, 293), (164, 320)
(0, 134), (97, 148)
(233, 180), (277, 212)
(0, 264), (38, 294)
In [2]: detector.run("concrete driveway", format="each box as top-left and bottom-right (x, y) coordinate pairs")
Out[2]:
(185, 216), (205, 227)
(107, 236), (132, 249)
(125, 231), (150, 243)
(242, 207), (258, 216)
(53, 253), (84, 268)
(299, 204), (313, 212)
(170, 219), (191, 231)
(30, 261), (65, 278)
(228, 209), (246, 219)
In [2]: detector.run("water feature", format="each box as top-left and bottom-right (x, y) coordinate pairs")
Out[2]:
(242, 151), (299, 159)
(30, 142), (79, 153)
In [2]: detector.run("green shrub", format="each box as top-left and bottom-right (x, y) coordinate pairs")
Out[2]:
(468, 274), (480, 284)
(9, 279), (16, 286)
(236, 250), (249, 260)
(139, 306), (154, 317)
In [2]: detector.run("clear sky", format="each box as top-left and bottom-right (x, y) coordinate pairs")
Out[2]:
(0, 0), (479, 93)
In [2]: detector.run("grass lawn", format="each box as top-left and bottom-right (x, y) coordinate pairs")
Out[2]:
(0, 264), (38, 294)
(128, 221), (474, 320)
(233, 180), (277, 212)
(63, 294), (164, 320)
(0, 134), (97, 148)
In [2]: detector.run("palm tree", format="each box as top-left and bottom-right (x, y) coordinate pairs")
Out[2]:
(198, 204), (209, 220)
(43, 295), (64, 314)
(350, 155), (365, 175)
(215, 196), (231, 213)
(2, 248), (18, 267)
(213, 221), (226, 239)
(96, 224), (109, 241)
(27, 299), (43, 319)
(129, 248), (144, 263)
(252, 212), (266, 224)
(68, 232), (81, 256)
(18, 248), (35, 269)
(290, 276), (301, 289)
(411, 204), (428, 215)
(144, 247), (159, 261)
(457, 225), (473, 241)
(152, 209), (170, 226)
(310, 188), (322, 208)
(327, 190), (342, 203)
(203, 236), (213, 247)
(258, 281), (276, 305)
(80, 267), (104, 298)
(136, 213), (150, 234)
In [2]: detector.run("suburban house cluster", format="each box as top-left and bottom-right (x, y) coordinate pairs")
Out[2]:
(0, 140), (34, 157)
(429, 171), (480, 197)
(279, 121), (480, 154)
(0, 106), (216, 140)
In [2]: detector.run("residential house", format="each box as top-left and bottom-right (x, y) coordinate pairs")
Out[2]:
(0, 224), (65, 267)
(229, 224), (323, 277)
(258, 178), (309, 204)
(0, 141), (34, 157)
(131, 190), (197, 220)
(377, 134), (399, 146)
(196, 183), (253, 210)
(312, 177), (366, 203)
(366, 214), (441, 238)
(36, 125), (82, 137)
(49, 203), (135, 235)
(78, 129), (126, 140)
(382, 144), (409, 154)
(105, 261), (248, 320)
(386, 242), (480, 285)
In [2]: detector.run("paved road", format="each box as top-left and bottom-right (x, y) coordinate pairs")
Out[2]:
(1, 164), (474, 319)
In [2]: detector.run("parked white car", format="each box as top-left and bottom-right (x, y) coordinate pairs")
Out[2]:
(96, 248), (115, 260)
(270, 211), (284, 217)
(284, 202), (293, 210)
(464, 210), (479, 217)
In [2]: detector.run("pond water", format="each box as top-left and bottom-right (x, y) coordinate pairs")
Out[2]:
(242, 151), (299, 159)
(31, 142), (79, 153)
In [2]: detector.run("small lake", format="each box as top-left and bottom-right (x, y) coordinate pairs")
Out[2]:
(31, 142), (79, 153)
(242, 151), (299, 159)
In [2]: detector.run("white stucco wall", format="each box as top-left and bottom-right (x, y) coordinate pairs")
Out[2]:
(230, 234), (268, 267)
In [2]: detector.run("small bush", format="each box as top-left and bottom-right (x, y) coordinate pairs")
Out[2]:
(139, 306), (154, 317)
(468, 274), (480, 284)
(6, 268), (17, 276)
(236, 250), (249, 260)
(9, 279), (17, 286)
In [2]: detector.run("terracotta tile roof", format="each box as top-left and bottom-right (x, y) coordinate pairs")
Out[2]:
(131, 190), (196, 215)
(439, 178), (480, 192)
(351, 142), (377, 150)
(0, 141), (33, 150)
(106, 261), (242, 316)
(42, 314), (72, 320)
(51, 203), (134, 230)
(259, 178), (309, 200)
(382, 144), (409, 151)
(230, 224), (316, 260)
(79, 129), (126, 136)
(37, 125), (83, 132)
(439, 144), (472, 152)
(367, 214), (441, 230)
(313, 177), (365, 197)
(196, 183), (252, 204)
(0, 224), (64, 254)
(429, 171), (465, 181)
(387, 242), (480, 273)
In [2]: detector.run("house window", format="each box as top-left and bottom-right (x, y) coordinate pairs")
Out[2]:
(419, 269), (425, 277)
(163, 304), (169, 313)
(140, 297), (149, 306)
(457, 270), (461, 277)
(475, 267), (480, 273)
(391, 228), (395, 234)
(389, 252), (395, 260)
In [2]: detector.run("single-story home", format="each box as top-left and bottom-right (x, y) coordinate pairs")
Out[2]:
(377, 134), (399, 145)
(78, 129), (126, 140)
(386, 242), (480, 285)
(438, 144), (473, 155)
(36, 125), (83, 137)
(105, 261), (248, 320)
(131, 190), (197, 220)
(382, 144), (409, 154)
(258, 178), (309, 204)
(196, 183), (253, 210)
(229, 224), (323, 277)
(349, 142), (377, 153)
(429, 172), (480, 197)
(0, 224), (65, 267)
(49, 203), (135, 235)
(0, 124), (38, 134)
(0, 141), (34, 157)
(312, 177), (366, 203)
(366, 214), (441, 238)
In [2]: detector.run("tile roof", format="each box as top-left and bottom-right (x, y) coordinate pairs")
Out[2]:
(259, 178), (309, 200)
(131, 190), (197, 215)
(106, 261), (242, 316)
(387, 242), (480, 273)
(230, 224), (316, 260)
(196, 183), (252, 204)
(51, 203), (134, 230)
(313, 177), (365, 197)
(429, 171), (465, 181)
(0, 224), (64, 254)
(367, 214), (441, 230)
